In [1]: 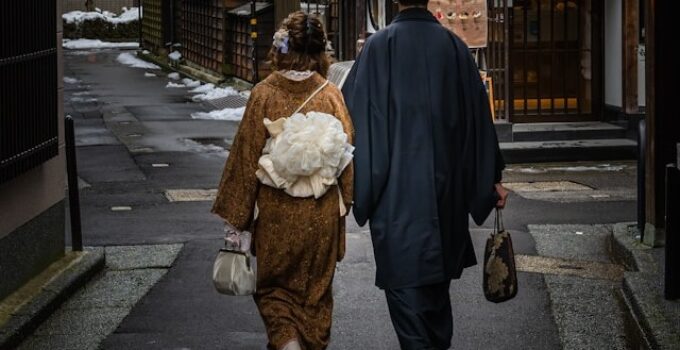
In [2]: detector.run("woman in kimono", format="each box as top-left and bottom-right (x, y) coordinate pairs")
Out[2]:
(211, 11), (354, 350)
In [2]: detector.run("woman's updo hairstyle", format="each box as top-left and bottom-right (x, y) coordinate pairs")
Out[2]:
(268, 11), (331, 77)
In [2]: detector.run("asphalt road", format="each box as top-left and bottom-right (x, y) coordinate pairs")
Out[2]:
(54, 49), (637, 350)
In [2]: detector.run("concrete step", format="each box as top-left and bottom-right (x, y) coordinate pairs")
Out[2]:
(512, 122), (628, 141)
(500, 138), (638, 163)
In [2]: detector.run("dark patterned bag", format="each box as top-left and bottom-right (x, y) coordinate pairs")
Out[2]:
(483, 209), (518, 303)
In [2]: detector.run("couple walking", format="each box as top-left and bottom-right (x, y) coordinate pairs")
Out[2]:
(211, 1), (508, 349)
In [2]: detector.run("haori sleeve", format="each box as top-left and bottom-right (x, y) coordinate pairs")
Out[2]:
(211, 88), (268, 231)
(333, 91), (355, 213)
(454, 37), (506, 225)
(341, 38), (390, 226)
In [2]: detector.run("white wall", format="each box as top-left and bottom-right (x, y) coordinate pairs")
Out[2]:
(604, 0), (622, 107)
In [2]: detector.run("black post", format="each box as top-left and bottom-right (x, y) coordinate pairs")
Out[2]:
(250, 0), (259, 82)
(638, 119), (646, 239)
(665, 164), (680, 300)
(138, 2), (143, 48)
(65, 116), (84, 252)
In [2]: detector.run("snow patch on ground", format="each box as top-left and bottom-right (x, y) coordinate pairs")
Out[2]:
(166, 82), (186, 88)
(71, 96), (98, 103)
(168, 72), (181, 80)
(190, 85), (239, 102)
(182, 78), (201, 88)
(144, 72), (157, 77)
(189, 83), (214, 94)
(63, 39), (139, 50)
(168, 51), (182, 61)
(63, 7), (140, 25)
(182, 139), (226, 153)
(116, 52), (160, 69)
(191, 107), (245, 121)
(63, 77), (80, 84)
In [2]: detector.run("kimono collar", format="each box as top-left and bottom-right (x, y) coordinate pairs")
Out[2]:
(392, 7), (438, 24)
(265, 71), (327, 94)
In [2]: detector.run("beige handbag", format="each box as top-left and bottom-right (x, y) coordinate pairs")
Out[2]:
(212, 248), (256, 296)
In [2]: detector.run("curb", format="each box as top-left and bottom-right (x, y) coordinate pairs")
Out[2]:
(0, 248), (105, 350)
(610, 223), (680, 350)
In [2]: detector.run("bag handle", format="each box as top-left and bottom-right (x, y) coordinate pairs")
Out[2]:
(291, 80), (330, 117)
(494, 208), (505, 234)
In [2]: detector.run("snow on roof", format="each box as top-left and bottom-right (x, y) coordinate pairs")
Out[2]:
(63, 39), (139, 50)
(63, 7), (140, 25)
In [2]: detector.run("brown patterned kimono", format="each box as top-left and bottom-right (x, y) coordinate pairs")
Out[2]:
(212, 72), (354, 350)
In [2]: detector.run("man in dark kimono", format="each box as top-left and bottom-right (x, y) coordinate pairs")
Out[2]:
(342, 0), (509, 348)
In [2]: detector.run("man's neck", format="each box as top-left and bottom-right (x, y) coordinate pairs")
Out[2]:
(398, 4), (428, 12)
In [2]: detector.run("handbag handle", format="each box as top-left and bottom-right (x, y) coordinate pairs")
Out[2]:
(494, 208), (505, 234)
(290, 80), (330, 117)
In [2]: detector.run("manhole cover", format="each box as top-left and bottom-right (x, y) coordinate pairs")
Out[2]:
(165, 189), (217, 202)
(504, 181), (593, 192)
(203, 94), (249, 110)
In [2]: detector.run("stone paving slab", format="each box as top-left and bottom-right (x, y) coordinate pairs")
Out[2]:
(60, 270), (167, 309)
(32, 307), (129, 336)
(105, 244), (183, 270)
(16, 244), (183, 350)
(516, 254), (625, 281)
(16, 334), (101, 350)
(528, 224), (613, 263)
(0, 249), (104, 349)
(544, 275), (628, 350)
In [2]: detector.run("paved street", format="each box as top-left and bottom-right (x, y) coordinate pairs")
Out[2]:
(19, 48), (637, 349)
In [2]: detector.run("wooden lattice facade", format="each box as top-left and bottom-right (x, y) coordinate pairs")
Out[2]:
(226, 2), (274, 82)
(180, 0), (226, 74)
(141, 0), (164, 52)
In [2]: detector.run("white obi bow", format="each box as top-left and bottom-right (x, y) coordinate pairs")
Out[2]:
(256, 111), (354, 215)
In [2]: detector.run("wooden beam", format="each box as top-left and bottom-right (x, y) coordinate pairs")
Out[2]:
(644, 0), (680, 243)
(622, 0), (639, 114)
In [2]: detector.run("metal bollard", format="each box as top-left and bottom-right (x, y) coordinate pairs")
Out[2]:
(65, 115), (84, 252)
(638, 119), (646, 240)
(666, 163), (680, 300)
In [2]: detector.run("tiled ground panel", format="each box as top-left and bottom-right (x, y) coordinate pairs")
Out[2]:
(181, 0), (225, 74)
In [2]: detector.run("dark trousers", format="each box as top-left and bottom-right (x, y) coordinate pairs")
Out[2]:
(385, 281), (453, 350)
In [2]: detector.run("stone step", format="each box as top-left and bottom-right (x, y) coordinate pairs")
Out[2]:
(500, 138), (638, 163)
(512, 122), (628, 141)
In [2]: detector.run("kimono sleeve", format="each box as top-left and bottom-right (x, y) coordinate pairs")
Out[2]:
(331, 91), (355, 212)
(211, 91), (267, 231)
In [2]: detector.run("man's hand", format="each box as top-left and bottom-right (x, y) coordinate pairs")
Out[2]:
(495, 183), (509, 209)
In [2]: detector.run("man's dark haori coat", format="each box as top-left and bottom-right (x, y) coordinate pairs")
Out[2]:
(342, 8), (505, 289)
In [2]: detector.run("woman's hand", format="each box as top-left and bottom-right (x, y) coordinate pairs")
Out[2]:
(495, 183), (509, 209)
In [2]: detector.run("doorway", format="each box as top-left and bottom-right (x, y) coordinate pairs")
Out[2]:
(509, 0), (602, 122)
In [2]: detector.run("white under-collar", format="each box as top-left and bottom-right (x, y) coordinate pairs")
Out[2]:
(279, 70), (314, 81)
